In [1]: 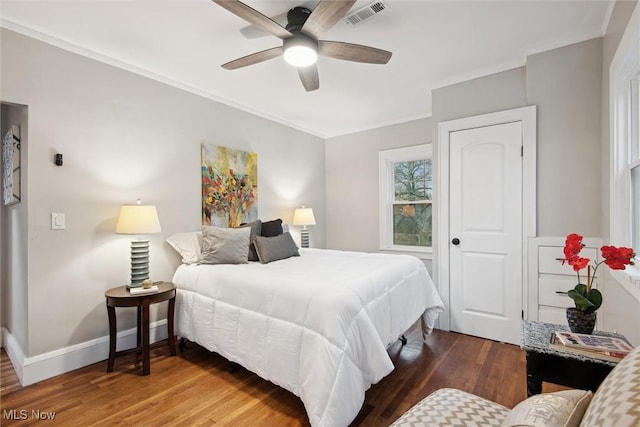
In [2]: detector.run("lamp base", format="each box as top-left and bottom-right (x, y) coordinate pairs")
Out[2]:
(128, 240), (150, 288)
(300, 229), (310, 249)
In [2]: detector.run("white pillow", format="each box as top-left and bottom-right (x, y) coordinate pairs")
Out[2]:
(502, 389), (592, 427)
(166, 231), (201, 264)
(200, 225), (251, 265)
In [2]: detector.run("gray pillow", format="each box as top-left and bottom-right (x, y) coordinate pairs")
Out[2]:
(253, 232), (300, 264)
(238, 220), (262, 261)
(200, 226), (250, 265)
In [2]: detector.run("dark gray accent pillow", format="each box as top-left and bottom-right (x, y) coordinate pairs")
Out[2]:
(200, 226), (250, 265)
(238, 220), (262, 261)
(261, 218), (283, 237)
(253, 232), (300, 264)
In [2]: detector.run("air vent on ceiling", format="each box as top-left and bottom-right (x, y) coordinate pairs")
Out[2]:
(344, 0), (389, 27)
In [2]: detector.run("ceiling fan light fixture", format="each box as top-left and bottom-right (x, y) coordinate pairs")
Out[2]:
(283, 33), (318, 67)
(284, 46), (317, 67)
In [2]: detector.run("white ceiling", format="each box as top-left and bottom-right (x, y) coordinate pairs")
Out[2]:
(0, 0), (612, 138)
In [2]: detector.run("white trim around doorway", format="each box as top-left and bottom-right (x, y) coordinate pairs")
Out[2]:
(436, 106), (537, 331)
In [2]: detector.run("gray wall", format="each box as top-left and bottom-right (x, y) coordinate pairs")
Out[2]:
(0, 28), (325, 357)
(326, 39), (603, 256)
(431, 38), (604, 238)
(526, 39), (603, 237)
(1, 103), (29, 354)
(431, 67), (527, 124)
(325, 37), (614, 334)
(325, 118), (433, 272)
(325, 118), (432, 251)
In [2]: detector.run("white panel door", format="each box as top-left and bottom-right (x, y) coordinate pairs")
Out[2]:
(449, 122), (523, 344)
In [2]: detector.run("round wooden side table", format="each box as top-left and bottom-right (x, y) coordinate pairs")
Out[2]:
(105, 281), (177, 375)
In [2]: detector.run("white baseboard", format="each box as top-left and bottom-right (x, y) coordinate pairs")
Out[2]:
(2, 326), (25, 385)
(2, 320), (169, 386)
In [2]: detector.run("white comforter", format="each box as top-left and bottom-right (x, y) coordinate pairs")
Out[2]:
(173, 248), (443, 427)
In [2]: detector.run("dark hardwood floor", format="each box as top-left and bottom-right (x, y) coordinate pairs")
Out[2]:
(1, 324), (562, 426)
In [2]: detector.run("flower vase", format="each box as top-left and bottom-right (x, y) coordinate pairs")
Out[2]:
(228, 204), (242, 228)
(566, 307), (596, 334)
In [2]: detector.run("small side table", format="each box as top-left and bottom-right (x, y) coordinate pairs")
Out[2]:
(522, 320), (628, 396)
(105, 282), (177, 375)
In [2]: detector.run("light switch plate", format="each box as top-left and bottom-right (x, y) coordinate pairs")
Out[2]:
(51, 212), (65, 230)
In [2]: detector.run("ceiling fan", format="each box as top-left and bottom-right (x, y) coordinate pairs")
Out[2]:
(213, 0), (392, 92)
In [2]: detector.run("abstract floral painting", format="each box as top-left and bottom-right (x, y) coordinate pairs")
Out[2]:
(201, 144), (258, 227)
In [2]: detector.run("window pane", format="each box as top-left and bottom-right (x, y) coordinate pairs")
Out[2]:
(393, 203), (432, 247)
(632, 165), (640, 252)
(394, 159), (432, 201)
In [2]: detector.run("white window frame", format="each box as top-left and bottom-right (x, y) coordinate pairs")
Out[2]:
(378, 144), (432, 258)
(609, 3), (640, 301)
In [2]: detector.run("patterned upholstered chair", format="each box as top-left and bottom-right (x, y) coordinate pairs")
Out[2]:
(390, 342), (640, 426)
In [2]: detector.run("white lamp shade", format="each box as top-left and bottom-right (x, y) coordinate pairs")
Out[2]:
(115, 205), (162, 234)
(293, 207), (316, 226)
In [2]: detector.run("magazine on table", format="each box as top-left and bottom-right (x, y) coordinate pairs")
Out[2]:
(554, 330), (633, 353)
(549, 334), (627, 363)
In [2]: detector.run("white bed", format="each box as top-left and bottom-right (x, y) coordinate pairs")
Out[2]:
(173, 248), (443, 427)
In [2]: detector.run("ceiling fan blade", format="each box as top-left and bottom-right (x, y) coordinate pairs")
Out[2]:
(297, 65), (319, 92)
(213, 0), (292, 40)
(301, 0), (356, 39)
(239, 11), (288, 39)
(319, 41), (392, 64)
(239, 1), (318, 39)
(222, 47), (283, 70)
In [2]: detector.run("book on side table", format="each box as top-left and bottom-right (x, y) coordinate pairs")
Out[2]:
(549, 330), (633, 363)
(129, 285), (159, 296)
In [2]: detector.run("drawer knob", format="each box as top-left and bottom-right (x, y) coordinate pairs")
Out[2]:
(451, 238), (460, 246)
(555, 291), (568, 295)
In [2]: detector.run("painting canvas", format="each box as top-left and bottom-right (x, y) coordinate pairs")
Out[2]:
(201, 144), (258, 227)
(2, 127), (20, 206)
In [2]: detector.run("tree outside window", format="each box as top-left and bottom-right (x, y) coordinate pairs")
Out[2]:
(393, 159), (432, 247)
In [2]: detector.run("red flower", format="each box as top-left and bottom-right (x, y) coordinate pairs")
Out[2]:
(564, 233), (637, 313)
(562, 233), (636, 291)
(601, 245), (635, 270)
(566, 233), (583, 244)
(563, 233), (584, 259)
(567, 256), (589, 271)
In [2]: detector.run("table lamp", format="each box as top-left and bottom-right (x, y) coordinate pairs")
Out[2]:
(115, 200), (162, 288)
(293, 206), (316, 248)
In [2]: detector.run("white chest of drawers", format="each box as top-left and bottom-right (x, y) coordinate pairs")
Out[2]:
(528, 236), (602, 326)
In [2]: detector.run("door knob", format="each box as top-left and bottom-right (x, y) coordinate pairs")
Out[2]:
(451, 238), (460, 245)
